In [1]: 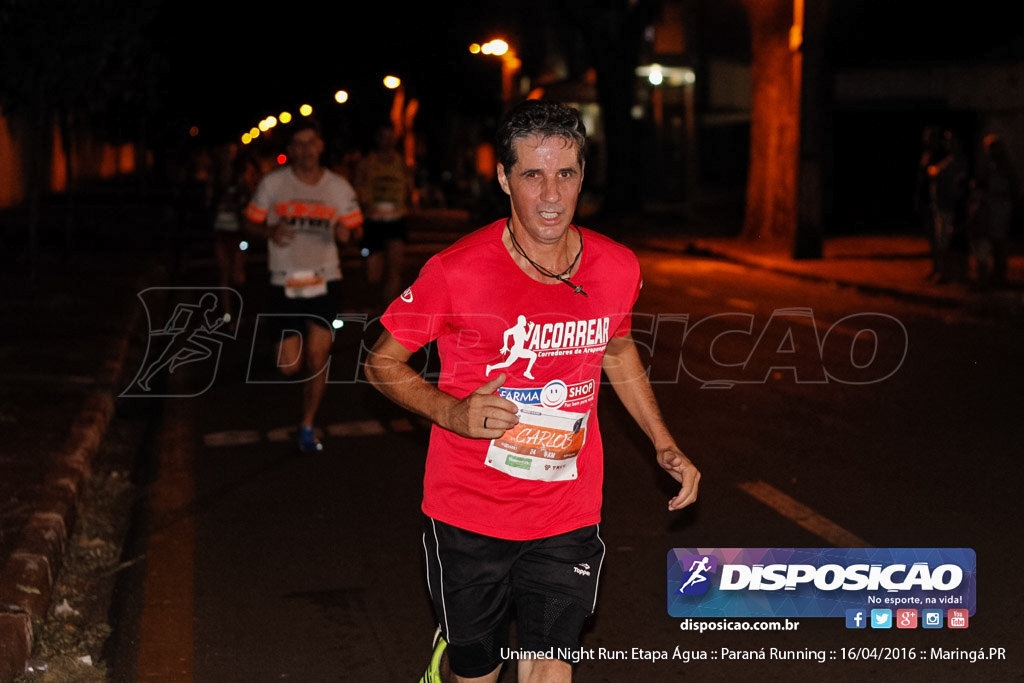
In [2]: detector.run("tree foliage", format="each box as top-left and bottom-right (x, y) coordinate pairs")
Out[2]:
(0, 0), (164, 261)
(553, 0), (663, 213)
(0, 0), (163, 135)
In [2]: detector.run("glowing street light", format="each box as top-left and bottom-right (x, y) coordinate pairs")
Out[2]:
(487, 39), (508, 56)
(469, 39), (521, 112)
(383, 75), (406, 134)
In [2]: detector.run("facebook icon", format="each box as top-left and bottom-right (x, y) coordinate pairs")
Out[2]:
(846, 609), (867, 629)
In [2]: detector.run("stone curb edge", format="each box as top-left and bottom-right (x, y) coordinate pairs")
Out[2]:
(0, 279), (147, 683)
(676, 239), (983, 312)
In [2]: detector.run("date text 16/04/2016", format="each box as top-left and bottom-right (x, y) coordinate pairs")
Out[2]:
(499, 646), (1009, 664)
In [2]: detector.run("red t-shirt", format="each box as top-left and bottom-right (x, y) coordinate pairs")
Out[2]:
(381, 220), (642, 540)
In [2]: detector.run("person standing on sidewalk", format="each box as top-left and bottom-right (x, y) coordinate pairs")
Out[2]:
(915, 125), (943, 280)
(354, 121), (415, 311)
(245, 118), (364, 453)
(363, 100), (700, 683)
(970, 133), (1019, 286)
(927, 128), (969, 283)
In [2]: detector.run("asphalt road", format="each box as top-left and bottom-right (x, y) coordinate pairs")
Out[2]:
(102, 215), (1024, 682)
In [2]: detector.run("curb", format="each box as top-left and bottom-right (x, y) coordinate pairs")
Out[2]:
(706, 249), (967, 309)
(679, 239), (1024, 318)
(0, 280), (146, 683)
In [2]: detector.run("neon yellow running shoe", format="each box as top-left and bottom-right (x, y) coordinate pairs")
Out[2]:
(418, 626), (446, 683)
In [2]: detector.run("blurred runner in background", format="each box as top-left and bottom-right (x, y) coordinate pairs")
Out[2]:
(245, 118), (363, 453)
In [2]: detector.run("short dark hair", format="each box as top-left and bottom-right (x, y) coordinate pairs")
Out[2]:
(286, 117), (323, 143)
(495, 100), (586, 172)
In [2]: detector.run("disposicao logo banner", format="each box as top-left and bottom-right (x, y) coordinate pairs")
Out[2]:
(667, 548), (976, 618)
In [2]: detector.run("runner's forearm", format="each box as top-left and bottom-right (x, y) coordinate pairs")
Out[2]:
(602, 336), (677, 450)
(364, 348), (459, 429)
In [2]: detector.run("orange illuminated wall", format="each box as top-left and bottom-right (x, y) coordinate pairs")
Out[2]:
(51, 124), (67, 192)
(0, 108), (141, 210)
(0, 112), (25, 209)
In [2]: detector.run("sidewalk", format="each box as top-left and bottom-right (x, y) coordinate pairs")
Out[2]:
(1, 205), (1022, 680)
(643, 233), (1024, 320)
(0, 192), (171, 682)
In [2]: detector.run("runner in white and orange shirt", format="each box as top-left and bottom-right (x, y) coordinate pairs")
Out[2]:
(245, 117), (363, 453)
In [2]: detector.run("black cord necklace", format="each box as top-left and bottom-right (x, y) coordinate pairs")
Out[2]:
(506, 220), (588, 296)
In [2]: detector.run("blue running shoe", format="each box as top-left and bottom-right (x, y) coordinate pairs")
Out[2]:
(418, 626), (446, 683)
(298, 426), (323, 453)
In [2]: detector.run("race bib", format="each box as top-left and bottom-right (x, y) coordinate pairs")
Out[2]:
(284, 270), (327, 299)
(371, 201), (401, 221)
(213, 211), (240, 232)
(485, 405), (589, 482)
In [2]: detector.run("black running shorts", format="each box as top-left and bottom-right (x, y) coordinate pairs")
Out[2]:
(421, 517), (605, 677)
(264, 280), (343, 340)
(360, 217), (408, 253)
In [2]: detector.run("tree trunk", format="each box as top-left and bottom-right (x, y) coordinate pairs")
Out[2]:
(60, 108), (77, 260)
(793, 0), (830, 259)
(559, 0), (653, 214)
(25, 84), (49, 282)
(593, 52), (643, 213)
(740, 0), (801, 244)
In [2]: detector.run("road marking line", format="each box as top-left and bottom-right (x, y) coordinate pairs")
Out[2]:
(390, 418), (415, 432)
(0, 372), (97, 385)
(266, 427), (291, 443)
(202, 430), (262, 447)
(737, 480), (872, 548)
(725, 298), (756, 310)
(328, 420), (386, 437)
(203, 419), (420, 447)
(793, 315), (862, 339)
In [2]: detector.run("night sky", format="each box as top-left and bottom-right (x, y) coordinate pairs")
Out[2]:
(156, 0), (506, 145)
(152, 0), (1023, 146)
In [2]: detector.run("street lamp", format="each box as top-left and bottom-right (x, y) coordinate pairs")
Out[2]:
(383, 75), (418, 171)
(383, 74), (406, 138)
(469, 39), (522, 112)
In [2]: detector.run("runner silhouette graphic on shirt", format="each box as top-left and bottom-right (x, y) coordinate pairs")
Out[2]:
(678, 556), (711, 593)
(486, 315), (538, 379)
(137, 293), (225, 391)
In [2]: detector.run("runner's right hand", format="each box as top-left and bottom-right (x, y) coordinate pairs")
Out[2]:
(447, 373), (519, 439)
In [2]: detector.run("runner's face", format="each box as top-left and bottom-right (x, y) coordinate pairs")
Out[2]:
(376, 127), (397, 150)
(498, 133), (583, 247)
(287, 130), (323, 172)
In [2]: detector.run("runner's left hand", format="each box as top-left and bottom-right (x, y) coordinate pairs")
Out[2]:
(658, 446), (700, 511)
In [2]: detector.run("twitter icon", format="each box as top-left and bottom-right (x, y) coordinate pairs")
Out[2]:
(870, 609), (893, 629)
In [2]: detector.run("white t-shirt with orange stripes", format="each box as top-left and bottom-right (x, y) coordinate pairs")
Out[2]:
(246, 166), (363, 286)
